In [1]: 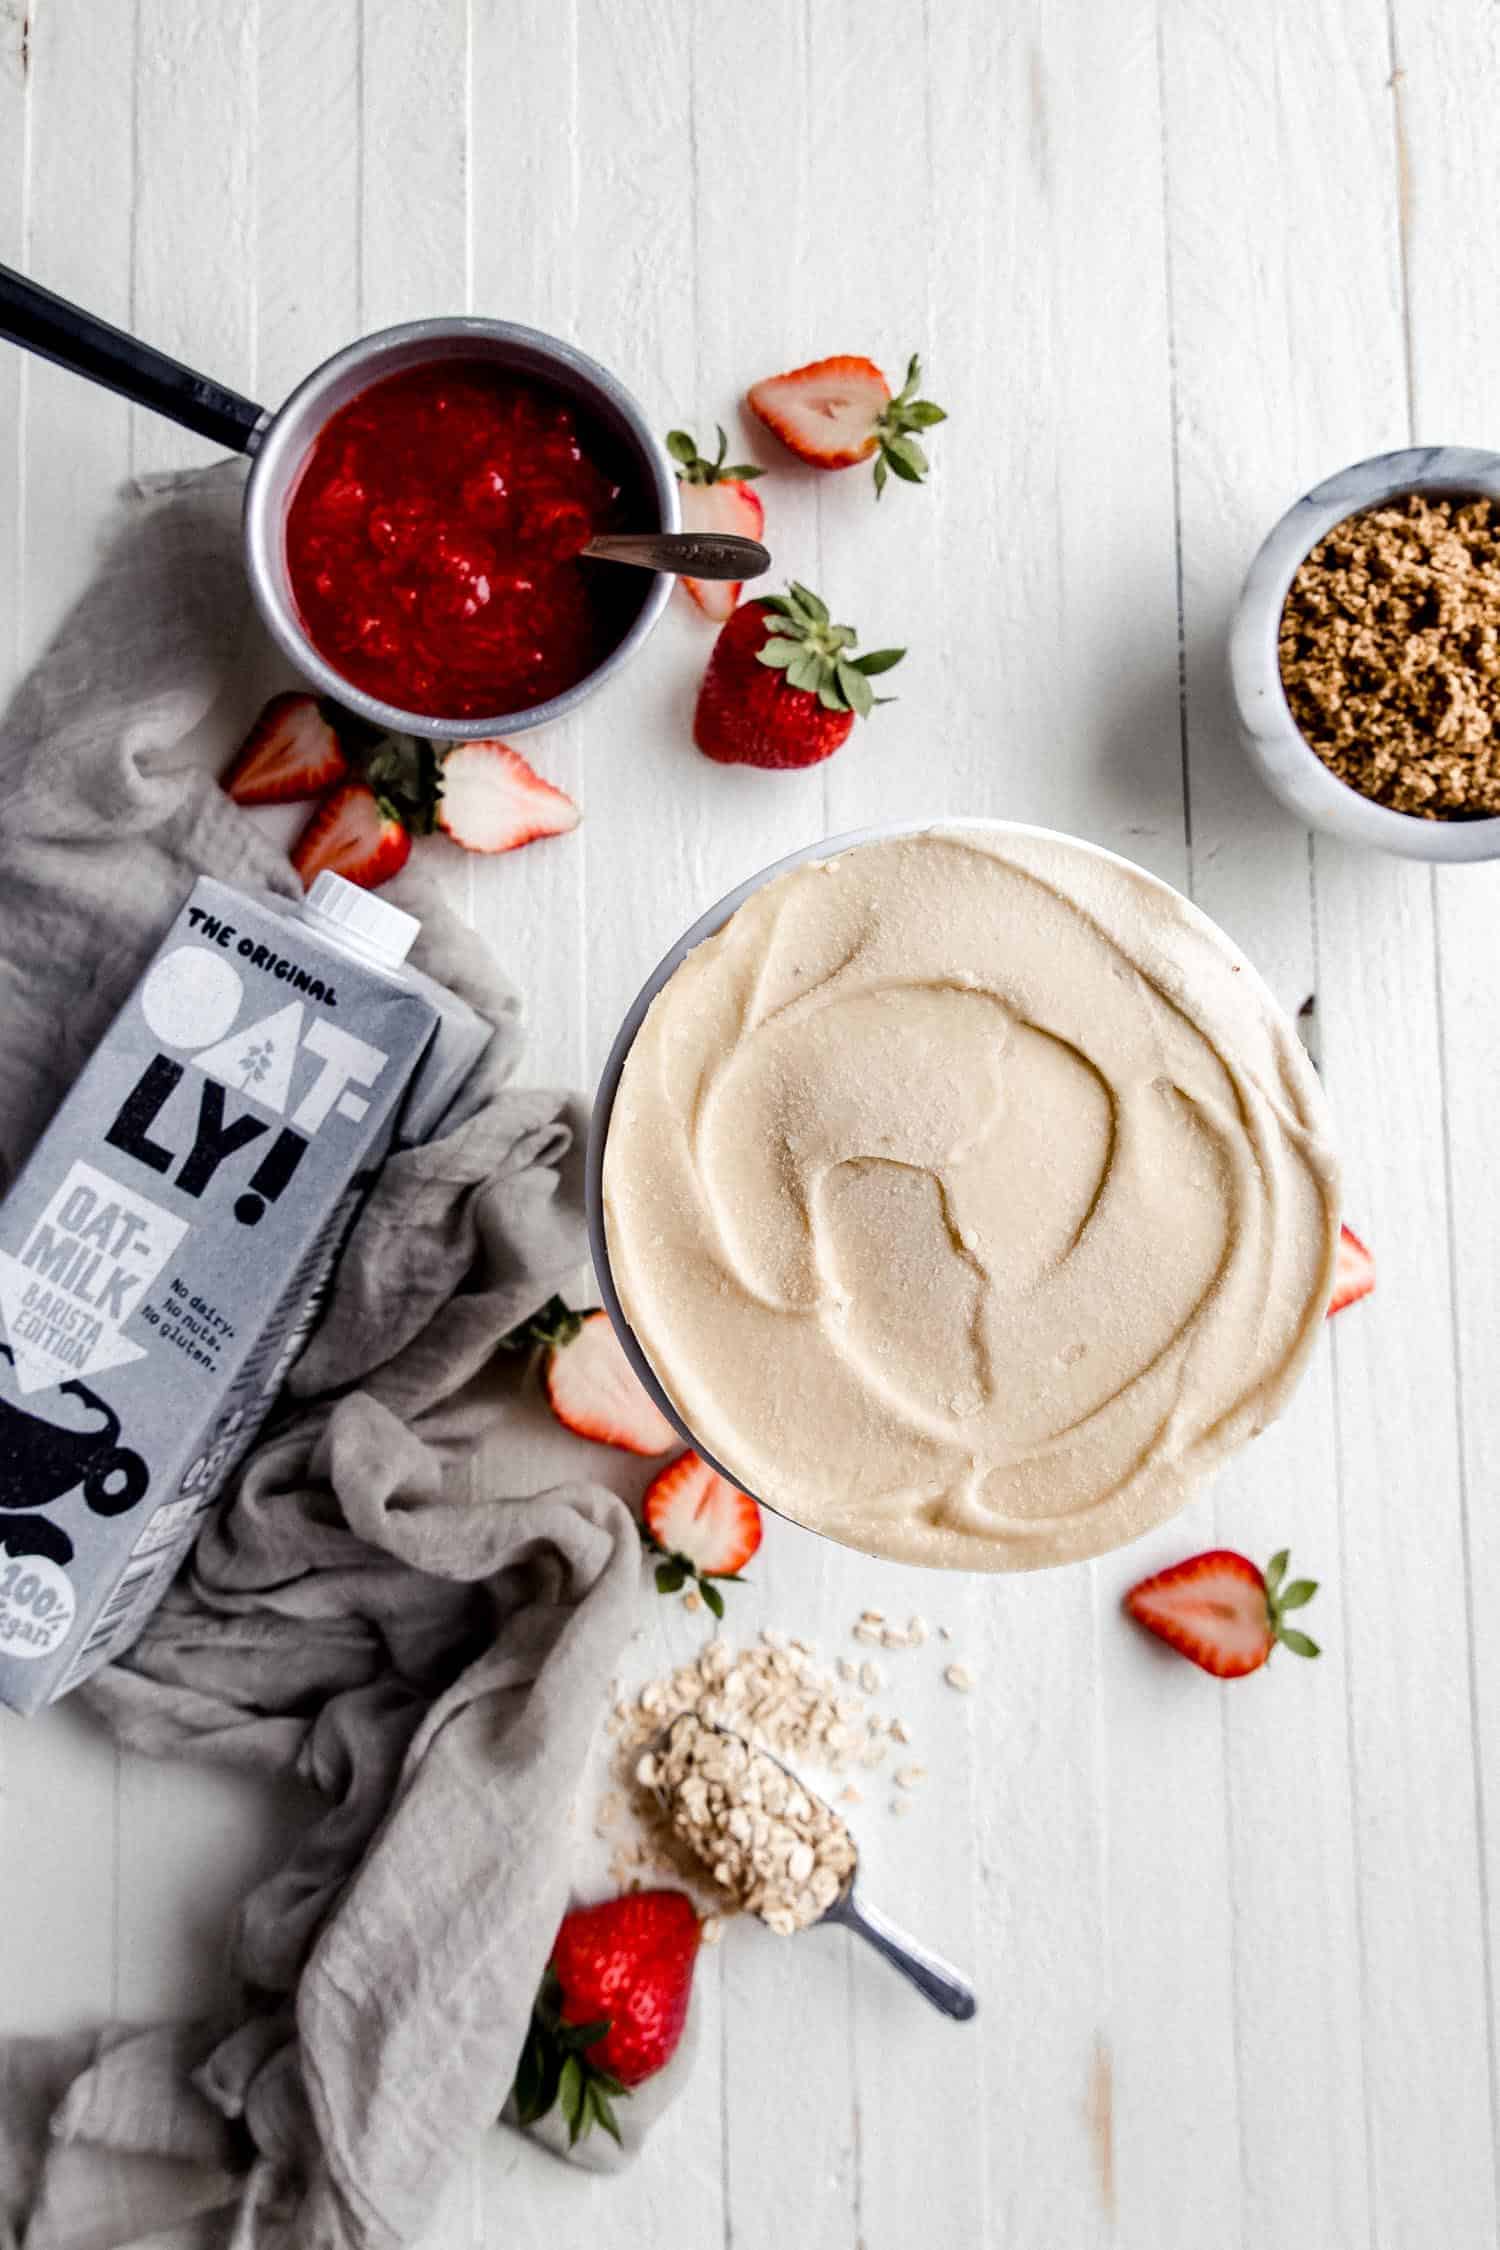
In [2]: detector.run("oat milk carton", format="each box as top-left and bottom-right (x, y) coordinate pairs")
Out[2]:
(0, 872), (476, 1713)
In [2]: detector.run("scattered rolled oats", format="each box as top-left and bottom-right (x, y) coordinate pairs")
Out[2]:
(908, 1615), (929, 1646)
(701, 1915), (725, 1947)
(859, 1609), (885, 1626)
(683, 1587), (703, 1613)
(890, 1796), (912, 1817)
(890, 1717), (912, 1744)
(944, 1662), (975, 1692)
(895, 1764), (927, 1790)
(859, 1660), (883, 1693)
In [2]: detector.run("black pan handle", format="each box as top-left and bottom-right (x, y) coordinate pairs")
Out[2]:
(0, 262), (268, 455)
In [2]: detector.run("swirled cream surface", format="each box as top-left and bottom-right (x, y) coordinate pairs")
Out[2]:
(602, 829), (1340, 1571)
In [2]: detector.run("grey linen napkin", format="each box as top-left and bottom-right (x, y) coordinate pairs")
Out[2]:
(0, 470), (647, 2248)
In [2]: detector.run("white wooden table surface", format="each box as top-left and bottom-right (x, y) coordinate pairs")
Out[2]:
(3, 3), (1499, 2245)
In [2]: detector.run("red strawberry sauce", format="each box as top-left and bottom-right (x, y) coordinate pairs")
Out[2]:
(285, 362), (630, 719)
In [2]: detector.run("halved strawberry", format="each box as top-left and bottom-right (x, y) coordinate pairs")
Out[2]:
(222, 692), (349, 806)
(436, 740), (580, 855)
(666, 427), (766, 622)
(529, 1302), (677, 1456)
(642, 1451), (762, 1618)
(289, 781), (410, 891)
(1327, 1223), (1375, 1317)
(1124, 1547), (1320, 1677)
(746, 352), (946, 496)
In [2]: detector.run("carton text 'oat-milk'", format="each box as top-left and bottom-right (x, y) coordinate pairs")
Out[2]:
(0, 873), (448, 1712)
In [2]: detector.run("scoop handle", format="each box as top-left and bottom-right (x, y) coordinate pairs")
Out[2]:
(0, 261), (268, 454)
(825, 1887), (977, 2020)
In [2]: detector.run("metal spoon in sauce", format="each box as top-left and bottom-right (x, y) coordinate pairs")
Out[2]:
(582, 530), (772, 581)
(648, 1716), (977, 2021)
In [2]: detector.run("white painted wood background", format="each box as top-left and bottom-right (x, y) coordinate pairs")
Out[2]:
(2, 3), (1498, 2245)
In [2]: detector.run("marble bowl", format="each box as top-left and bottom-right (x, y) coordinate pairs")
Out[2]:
(1229, 445), (1500, 862)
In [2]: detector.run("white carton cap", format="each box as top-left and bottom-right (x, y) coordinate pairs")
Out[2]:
(302, 871), (420, 967)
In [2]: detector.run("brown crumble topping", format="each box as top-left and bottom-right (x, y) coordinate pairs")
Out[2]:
(1278, 491), (1500, 819)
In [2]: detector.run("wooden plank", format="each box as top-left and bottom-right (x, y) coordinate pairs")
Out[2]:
(1316, 847), (1495, 2245)
(540, 12), (733, 2243)
(1164, 2), (1494, 2244)
(128, 0), (257, 479)
(901, 3), (1203, 2244)
(467, 0), (586, 1088)
(359, 0), (468, 332)
(666, 8), (859, 2235)
(1154, 0), (1390, 2238)
(0, 0), (137, 2034)
(1390, 0), (1500, 2218)
(107, 0), (273, 2026)
(256, 0), (362, 406)
(0, 0), (27, 684)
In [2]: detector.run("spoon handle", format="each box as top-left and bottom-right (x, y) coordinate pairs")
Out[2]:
(583, 530), (771, 580)
(826, 1888), (977, 2021)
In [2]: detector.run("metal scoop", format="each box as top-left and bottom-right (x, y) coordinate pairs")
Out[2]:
(649, 1717), (976, 2021)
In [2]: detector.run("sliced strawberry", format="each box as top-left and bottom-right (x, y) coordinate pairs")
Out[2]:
(1327, 1223), (1375, 1316)
(540, 1306), (677, 1456)
(747, 352), (946, 496)
(748, 355), (890, 470)
(666, 427), (766, 622)
(436, 739), (580, 855)
(289, 782), (410, 891)
(222, 692), (349, 806)
(642, 1450), (763, 1617)
(1124, 1547), (1320, 1678)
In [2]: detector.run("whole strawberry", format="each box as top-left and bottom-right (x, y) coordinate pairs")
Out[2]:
(514, 1890), (701, 2145)
(694, 583), (903, 770)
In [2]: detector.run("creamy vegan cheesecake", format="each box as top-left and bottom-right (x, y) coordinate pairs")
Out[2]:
(600, 827), (1341, 1571)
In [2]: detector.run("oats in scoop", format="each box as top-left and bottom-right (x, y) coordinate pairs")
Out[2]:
(647, 1711), (856, 1934)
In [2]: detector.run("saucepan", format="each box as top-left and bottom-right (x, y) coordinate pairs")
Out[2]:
(0, 265), (765, 739)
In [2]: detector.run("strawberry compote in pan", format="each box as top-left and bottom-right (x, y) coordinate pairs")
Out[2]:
(284, 362), (642, 720)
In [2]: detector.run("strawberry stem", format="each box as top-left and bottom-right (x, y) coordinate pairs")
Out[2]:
(644, 1527), (738, 1618)
(666, 425), (764, 485)
(513, 1966), (629, 2147)
(754, 582), (905, 717)
(871, 352), (947, 499)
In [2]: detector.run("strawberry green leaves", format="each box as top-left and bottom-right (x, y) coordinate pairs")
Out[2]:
(652, 1547), (735, 1620)
(872, 354), (948, 498)
(753, 583), (905, 717)
(514, 1967), (627, 2147)
(666, 426), (765, 486)
(1264, 1548), (1321, 1661)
